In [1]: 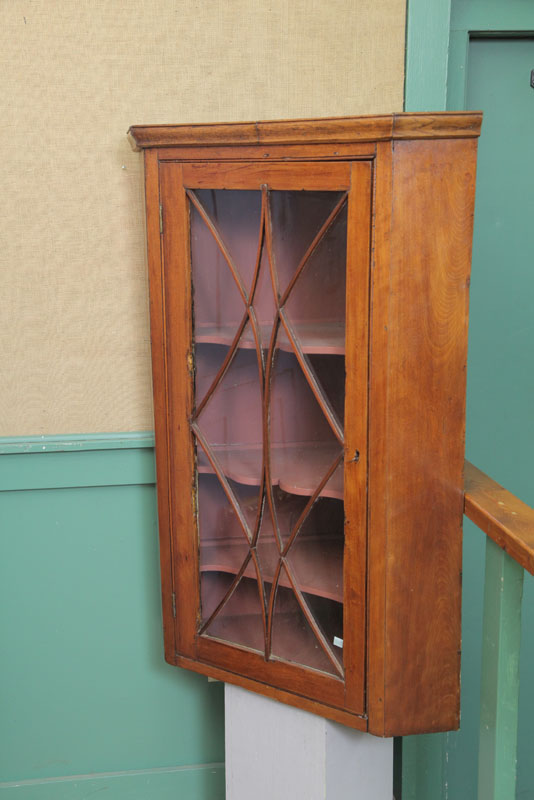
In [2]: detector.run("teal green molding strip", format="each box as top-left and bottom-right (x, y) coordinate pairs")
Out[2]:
(451, 0), (534, 33)
(0, 431), (155, 455)
(404, 0), (452, 111)
(446, 29), (469, 109)
(448, 1), (534, 112)
(0, 763), (225, 799)
(0, 445), (156, 492)
(478, 539), (524, 800)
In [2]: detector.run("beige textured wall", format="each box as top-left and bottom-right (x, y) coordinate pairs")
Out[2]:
(1, 0), (406, 436)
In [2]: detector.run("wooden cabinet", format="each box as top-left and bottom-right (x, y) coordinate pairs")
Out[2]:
(128, 113), (482, 736)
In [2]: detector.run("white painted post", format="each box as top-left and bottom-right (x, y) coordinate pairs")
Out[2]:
(225, 684), (393, 800)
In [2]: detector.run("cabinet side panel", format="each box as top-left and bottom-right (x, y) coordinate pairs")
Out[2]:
(381, 138), (477, 735)
(144, 150), (176, 663)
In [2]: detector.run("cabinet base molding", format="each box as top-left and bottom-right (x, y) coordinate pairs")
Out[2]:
(174, 653), (369, 732)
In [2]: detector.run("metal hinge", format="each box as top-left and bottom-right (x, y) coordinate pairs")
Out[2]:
(171, 591), (176, 618)
(159, 204), (164, 234)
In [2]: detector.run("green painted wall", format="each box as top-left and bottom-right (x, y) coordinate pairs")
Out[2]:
(457, 34), (534, 800)
(405, 2), (534, 798)
(0, 437), (225, 799)
(404, 0), (451, 110)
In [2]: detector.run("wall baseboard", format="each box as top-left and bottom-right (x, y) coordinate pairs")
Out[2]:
(1, 430), (226, 796)
(0, 763), (225, 799)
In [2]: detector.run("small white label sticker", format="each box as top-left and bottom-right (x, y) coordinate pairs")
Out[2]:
(333, 636), (344, 649)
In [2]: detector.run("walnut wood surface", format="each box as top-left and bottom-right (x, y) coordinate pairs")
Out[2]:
(367, 138), (478, 736)
(343, 160), (371, 713)
(464, 461), (534, 575)
(158, 162), (198, 659)
(143, 150), (176, 665)
(156, 142), (376, 163)
(138, 119), (481, 736)
(128, 112), (482, 151)
(181, 160), (350, 190)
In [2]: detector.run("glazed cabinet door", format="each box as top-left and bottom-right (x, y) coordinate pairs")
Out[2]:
(157, 160), (371, 716)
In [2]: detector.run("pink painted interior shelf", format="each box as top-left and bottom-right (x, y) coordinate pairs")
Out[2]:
(195, 322), (345, 355)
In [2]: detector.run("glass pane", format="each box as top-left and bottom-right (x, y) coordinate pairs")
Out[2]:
(196, 345), (263, 503)
(258, 488), (307, 550)
(270, 570), (340, 677)
(190, 196), (247, 343)
(199, 474), (251, 631)
(194, 189), (262, 297)
(283, 202), (347, 355)
(304, 593), (344, 664)
(203, 574), (265, 653)
(286, 497), (344, 602)
(307, 354), (345, 429)
(198, 474), (252, 578)
(270, 191), (345, 296)
(190, 187), (348, 672)
(269, 347), (343, 521)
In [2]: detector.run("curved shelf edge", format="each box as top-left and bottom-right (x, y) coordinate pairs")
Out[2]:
(195, 323), (345, 356)
(200, 541), (344, 603)
(198, 441), (343, 500)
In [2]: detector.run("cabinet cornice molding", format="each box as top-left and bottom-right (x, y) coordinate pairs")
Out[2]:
(128, 111), (482, 152)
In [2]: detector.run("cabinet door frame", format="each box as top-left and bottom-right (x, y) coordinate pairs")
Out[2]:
(155, 158), (372, 717)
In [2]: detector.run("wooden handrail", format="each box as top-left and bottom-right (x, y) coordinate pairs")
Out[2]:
(464, 460), (534, 575)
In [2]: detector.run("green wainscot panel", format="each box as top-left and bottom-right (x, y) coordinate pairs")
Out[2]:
(0, 459), (224, 797)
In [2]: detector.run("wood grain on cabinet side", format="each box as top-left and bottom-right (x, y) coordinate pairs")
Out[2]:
(144, 150), (176, 664)
(343, 160), (372, 714)
(159, 162), (198, 659)
(378, 138), (477, 736)
(366, 141), (393, 735)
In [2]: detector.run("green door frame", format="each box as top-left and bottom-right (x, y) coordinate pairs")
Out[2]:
(448, 2), (534, 111)
(403, 2), (534, 799)
(405, 0), (534, 114)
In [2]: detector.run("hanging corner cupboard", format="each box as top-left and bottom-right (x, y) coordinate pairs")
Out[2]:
(128, 112), (482, 737)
